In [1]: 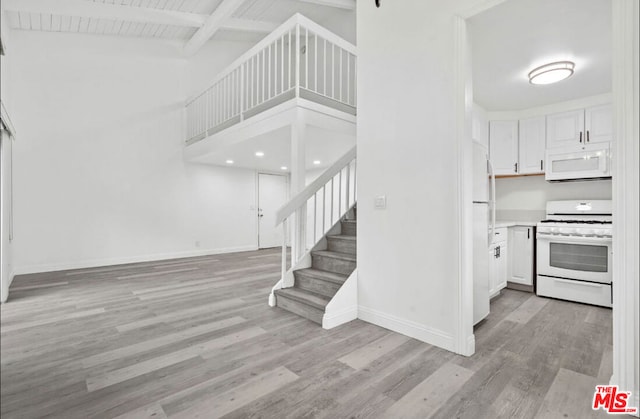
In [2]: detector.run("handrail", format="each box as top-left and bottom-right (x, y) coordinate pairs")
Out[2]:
(186, 13), (356, 105)
(275, 145), (356, 226)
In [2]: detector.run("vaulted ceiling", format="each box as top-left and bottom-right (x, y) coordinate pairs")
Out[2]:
(1, 0), (354, 54)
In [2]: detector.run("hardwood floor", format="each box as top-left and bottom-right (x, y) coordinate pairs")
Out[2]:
(0, 249), (622, 418)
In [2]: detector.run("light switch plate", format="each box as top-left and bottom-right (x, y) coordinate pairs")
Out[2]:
(374, 195), (386, 209)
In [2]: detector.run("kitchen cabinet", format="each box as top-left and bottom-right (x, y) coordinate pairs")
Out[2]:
(547, 104), (612, 148)
(584, 104), (613, 144)
(507, 226), (534, 287)
(489, 229), (508, 298)
(518, 116), (546, 174)
(489, 120), (518, 175)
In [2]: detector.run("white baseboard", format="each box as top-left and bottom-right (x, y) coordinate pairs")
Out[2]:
(0, 270), (15, 304)
(323, 306), (357, 329)
(12, 245), (259, 276)
(358, 305), (455, 352)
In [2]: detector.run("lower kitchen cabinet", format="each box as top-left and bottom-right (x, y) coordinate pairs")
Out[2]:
(507, 226), (535, 288)
(489, 235), (508, 298)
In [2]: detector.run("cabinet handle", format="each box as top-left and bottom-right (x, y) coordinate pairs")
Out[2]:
(587, 130), (590, 142)
(527, 228), (530, 239)
(514, 162), (518, 173)
(540, 160), (543, 171)
(579, 131), (583, 143)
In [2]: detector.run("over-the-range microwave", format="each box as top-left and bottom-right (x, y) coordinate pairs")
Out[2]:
(545, 143), (611, 182)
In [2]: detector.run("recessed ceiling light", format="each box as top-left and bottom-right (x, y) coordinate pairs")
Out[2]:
(225, 159), (234, 164)
(313, 160), (321, 165)
(528, 61), (575, 85)
(280, 166), (288, 170)
(255, 151), (265, 157)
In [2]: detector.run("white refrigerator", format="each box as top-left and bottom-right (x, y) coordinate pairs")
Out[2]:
(472, 141), (495, 324)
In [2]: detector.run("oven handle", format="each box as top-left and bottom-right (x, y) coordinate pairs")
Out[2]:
(536, 233), (612, 245)
(551, 278), (607, 288)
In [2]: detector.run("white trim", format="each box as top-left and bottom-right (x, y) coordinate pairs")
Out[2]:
(611, 0), (640, 414)
(12, 245), (258, 276)
(0, 271), (15, 304)
(358, 306), (455, 352)
(322, 268), (358, 329)
(323, 306), (357, 329)
(452, 15), (475, 357)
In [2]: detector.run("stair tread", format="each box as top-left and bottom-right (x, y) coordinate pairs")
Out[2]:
(312, 250), (357, 262)
(327, 234), (356, 241)
(296, 268), (348, 284)
(275, 287), (330, 310)
(342, 219), (357, 224)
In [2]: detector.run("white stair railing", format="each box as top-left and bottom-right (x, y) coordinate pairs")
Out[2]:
(185, 13), (357, 144)
(275, 146), (356, 281)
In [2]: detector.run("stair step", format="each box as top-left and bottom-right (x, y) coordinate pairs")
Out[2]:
(341, 219), (357, 236)
(294, 268), (348, 298)
(311, 250), (356, 276)
(327, 234), (356, 255)
(274, 288), (330, 324)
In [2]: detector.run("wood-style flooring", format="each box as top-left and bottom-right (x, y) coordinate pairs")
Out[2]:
(0, 249), (623, 418)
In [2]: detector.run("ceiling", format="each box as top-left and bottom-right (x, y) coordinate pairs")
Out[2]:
(2, 0), (353, 44)
(469, 0), (612, 111)
(191, 125), (356, 172)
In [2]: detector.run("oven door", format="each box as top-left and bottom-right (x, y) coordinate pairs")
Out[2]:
(536, 233), (612, 284)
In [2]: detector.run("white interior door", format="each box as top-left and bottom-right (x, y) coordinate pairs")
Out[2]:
(258, 173), (288, 249)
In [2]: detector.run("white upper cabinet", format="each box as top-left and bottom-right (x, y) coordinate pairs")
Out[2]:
(547, 104), (612, 148)
(489, 120), (518, 175)
(584, 104), (613, 144)
(518, 116), (546, 174)
(546, 109), (585, 148)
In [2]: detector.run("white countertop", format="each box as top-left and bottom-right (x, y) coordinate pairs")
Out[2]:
(495, 220), (539, 228)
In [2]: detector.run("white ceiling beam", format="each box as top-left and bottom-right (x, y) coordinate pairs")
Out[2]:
(299, 0), (356, 10)
(184, 0), (247, 56)
(1, 0), (207, 28)
(223, 18), (279, 34)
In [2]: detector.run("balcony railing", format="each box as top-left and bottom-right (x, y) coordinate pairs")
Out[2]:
(185, 13), (357, 144)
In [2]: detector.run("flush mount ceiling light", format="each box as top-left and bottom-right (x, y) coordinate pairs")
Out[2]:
(280, 166), (288, 170)
(225, 159), (234, 164)
(255, 151), (265, 157)
(313, 160), (321, 165)
(528, 61), (575, 85)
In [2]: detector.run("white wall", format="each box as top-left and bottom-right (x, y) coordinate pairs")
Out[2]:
(7, 32), (260, 275)
(496, 176), (612, 221)
(1, 130), (13, 302)
(357, 0), (477, 352)
(0, 8), (15, 302)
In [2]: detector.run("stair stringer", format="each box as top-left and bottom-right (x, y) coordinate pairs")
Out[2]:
(322, 268), (357, 329)
(268, 219), (342, 307)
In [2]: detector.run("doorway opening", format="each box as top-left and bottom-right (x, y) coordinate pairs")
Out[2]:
(257, 173), (288, 249)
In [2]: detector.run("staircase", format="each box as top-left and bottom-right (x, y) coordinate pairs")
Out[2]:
(274, 211), (356, 324)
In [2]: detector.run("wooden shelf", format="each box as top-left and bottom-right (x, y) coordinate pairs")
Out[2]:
(495, 173), (545, 179)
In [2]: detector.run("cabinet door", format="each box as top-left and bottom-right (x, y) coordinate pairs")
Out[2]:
(489, 120), (519, 175)
(546, 109), (584, 148)
(488, 246), (498, 297)
(518, 116), (546, 174)
(497, 242), (508, 291)
(508, 227), (533, 286)
(585, 104), (612, 144)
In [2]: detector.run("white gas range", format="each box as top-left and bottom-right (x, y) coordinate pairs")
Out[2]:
(536, 200), (612, 308)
